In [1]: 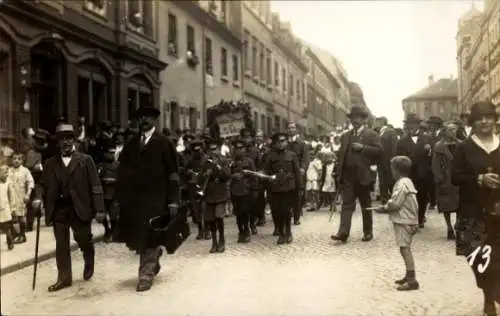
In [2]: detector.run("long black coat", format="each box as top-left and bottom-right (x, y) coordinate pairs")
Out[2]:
(396, 134), (433, 179)
(115, 132), (179, 251)
(36, 152), (104, 222)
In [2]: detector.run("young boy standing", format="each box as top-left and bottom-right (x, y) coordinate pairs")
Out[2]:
(9, 152), (34, 244)
(374, 155), (419, 291)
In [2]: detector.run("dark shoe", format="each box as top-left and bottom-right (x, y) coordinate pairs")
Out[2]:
(362, 234), (373, 242)
(195, 232), (204, 240)
(242, 234), (251, 243)
(277, 235), (285, 245)
(330, 234), (348, 243)
(103, 233), (112, 243)
(209, 241), (218, 253)
(216, 243), (225, 253)
(7, 242), (14, 250)
(272, 228), (279, 236)
(447, 230), (455, 240)
(484, 301), (497, 316)
(394, 277), (407, 285)
(256, 219), (266, 226)
(13, 235), (26, 244)
(26, 227), (34, 232)
(419, 223), (424, 228)
(136, 279), (152, 292)
(83, 263), (94, 281)
(48, 280), (72, 292)
(285, 234), (293, 244)
(396, 281), (419, 291)
(294, 219), (301, 225)
(250, 225), (258, 235)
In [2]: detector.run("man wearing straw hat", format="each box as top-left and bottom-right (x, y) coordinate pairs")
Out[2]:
(32, 124), (104, 292)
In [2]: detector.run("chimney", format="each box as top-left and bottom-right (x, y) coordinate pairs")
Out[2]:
(428, 75), (434, 86)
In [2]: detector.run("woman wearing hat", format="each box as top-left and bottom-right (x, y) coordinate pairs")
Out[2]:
(452, 101), (500, 315)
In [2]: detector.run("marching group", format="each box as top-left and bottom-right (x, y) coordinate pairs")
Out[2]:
(0, 100), (499, 315)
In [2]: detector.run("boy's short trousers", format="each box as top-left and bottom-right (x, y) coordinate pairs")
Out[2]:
(393, 223), (418, 247)
(306, 180), (319, 191)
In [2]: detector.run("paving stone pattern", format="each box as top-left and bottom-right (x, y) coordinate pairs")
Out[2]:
(2, 209), (488, 316)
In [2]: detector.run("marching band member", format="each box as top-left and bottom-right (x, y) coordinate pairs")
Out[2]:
(230, 139), (258, 243)
(262, 132), (301, 244)
(240, 128), (260, 233)
(254, 129), (268, 226)
(200, 139), (231, 253)
(184, 138), (210, 240)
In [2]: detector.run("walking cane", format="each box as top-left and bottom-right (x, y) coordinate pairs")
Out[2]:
(328, 190), (341, 222)
(32, 204), (42, 291)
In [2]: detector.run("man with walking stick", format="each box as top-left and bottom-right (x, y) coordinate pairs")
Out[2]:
(32, 124), (104, 292)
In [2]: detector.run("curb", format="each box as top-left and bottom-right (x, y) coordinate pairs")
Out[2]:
(1, 234), (105, 276)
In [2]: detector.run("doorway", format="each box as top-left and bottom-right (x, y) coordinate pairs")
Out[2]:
(30, 42), (65, 133)
(169, 101), (179, 130)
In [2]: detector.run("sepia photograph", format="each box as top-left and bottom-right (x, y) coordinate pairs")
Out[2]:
(0, 0), (499, 315)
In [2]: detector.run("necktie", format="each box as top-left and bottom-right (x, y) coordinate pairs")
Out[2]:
(62, 151), (74, 158)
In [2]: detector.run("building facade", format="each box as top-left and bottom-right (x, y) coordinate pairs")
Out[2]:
(402, 75), (459, 122)
(456, 0), (500, 113)
(158, 0), (243, 131)
(0, 0), (166, 139)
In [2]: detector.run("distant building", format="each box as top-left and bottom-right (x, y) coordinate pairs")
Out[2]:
(456, 0), (500, 113)
(402, 75), (459, 122)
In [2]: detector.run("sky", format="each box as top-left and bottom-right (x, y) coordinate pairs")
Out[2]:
(271, 0), (484, 127)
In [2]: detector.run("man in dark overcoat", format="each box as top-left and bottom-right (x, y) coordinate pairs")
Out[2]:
(426, 116), (444, 210)
(331, 106), (382, 243)
(396, 114), (434, 228)
(286, 121), (309, 225)
(32, 124), (104, 292)
(115, 105), (179, 292)
(374, 116), (397, 204)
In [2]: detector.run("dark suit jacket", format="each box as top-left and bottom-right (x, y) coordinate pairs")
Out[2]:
(396, 133), (433, 179)
(379, 126), (398, 169)
(36, 152), (104, 222)
(288, 138), (309, 171)
(335, 128), (383, 186)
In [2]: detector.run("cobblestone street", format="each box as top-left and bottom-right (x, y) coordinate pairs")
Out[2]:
(2, 209), (485, 316)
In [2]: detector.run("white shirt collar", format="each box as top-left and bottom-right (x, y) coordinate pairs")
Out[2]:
(142, 126), (155, 145)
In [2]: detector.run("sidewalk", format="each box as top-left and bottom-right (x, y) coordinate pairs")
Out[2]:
(1, 221), (105, 276)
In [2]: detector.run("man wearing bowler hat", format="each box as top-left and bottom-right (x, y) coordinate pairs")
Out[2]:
(331, 106), (382, 243)
(32, 124), (104, 292)
(396, 113), (434, 228)
(114, 104), (180, 292)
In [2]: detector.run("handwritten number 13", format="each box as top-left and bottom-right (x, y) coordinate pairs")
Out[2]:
(466, 245), (492, 274)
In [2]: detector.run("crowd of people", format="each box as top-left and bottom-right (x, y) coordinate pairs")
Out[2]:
(0, 100), (499, 314)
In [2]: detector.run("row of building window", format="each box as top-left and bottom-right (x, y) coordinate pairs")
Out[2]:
(167, 12), (240, 82)
(243, 30), (307, 104)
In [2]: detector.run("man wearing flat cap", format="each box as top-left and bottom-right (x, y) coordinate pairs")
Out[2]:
(331, 106), (382, 243)
(262, 132), (301, 244)
(396, 113), (434, 228)
(114, 104), (180, 292)
(32, 124), (104, 292)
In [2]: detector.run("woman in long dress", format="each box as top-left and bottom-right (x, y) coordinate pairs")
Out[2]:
(452, 101), (500, 316)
